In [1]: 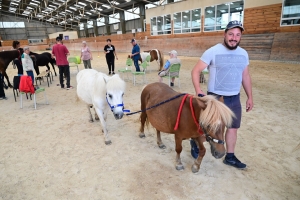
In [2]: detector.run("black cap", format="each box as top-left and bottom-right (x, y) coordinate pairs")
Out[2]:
(56, 36), (62, 41)
(130, 39), (136, 43)
(225, 21), (244, 31)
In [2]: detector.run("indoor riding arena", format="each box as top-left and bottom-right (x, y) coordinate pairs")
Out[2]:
(0, 0), (299, 199)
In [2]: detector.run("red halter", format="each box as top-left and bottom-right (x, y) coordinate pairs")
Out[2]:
(174, 94), (204, 135)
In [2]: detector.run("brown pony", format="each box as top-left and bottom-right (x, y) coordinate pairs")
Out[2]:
(139, 82), (234, 173)
(142, 49), (164, 71)
(0, 50), (23, 87)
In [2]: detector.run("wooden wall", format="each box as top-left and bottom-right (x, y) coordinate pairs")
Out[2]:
(244, 3), (300, 34)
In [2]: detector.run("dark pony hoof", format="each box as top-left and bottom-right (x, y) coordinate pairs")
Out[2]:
(139, 133), (146, 138)
(158, 144), (166, 149)
(105, 140), (112, 145)
(89, 119), (93, 123)
(95, 117), (99, 121)
(175, 165), (184, 171)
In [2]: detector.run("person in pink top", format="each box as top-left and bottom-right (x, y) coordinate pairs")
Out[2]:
(80, 41), (93, 69)
(52, 37), (72, 89)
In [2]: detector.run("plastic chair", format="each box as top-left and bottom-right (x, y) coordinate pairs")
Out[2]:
(118, 58), (133, 81)
(145, 55), (151, 71)
(132, 61), (148, 86)
(19, 76), (48, 109)
(20, 88), (49, 109)
(162, 63), (181, 88)
(68, 57), (79, 72)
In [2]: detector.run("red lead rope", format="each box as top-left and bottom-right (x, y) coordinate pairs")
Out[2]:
(174, 94), (204, 135)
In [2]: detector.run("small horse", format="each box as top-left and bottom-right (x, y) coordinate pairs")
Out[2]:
(142, 49), (164, 71)
(0, 49), (23, 87)
(30, 52), (57, 76)
(76, 69), (126, 145)
(139, 82), (234, 173)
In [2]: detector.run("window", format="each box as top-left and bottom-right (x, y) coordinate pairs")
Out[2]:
(204, 1), (244, 32)
(150, 14), (171, 35)
(173, 8), (201, 34)
(281, 0), (300, 26)
(0, 22), (25, 28)
(125, 8), (140, 21)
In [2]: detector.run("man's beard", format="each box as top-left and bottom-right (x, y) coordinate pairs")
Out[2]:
(224, 38), (240, 50)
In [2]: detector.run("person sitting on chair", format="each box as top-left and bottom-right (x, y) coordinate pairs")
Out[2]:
(158, 50), (181, 86)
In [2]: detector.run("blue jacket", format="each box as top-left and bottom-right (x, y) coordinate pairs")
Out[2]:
(131, 44), (140, 60)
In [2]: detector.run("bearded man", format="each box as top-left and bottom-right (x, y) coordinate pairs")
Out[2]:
(190, 21), (254, 169)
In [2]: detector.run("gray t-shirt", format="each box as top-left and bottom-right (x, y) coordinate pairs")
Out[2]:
(200, 43), (249, 96)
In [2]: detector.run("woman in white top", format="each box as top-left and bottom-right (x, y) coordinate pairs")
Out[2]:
(80, 41), (93, 69)
(21, 46), (35, 85)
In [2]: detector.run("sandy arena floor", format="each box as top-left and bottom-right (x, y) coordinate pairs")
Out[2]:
(0, 51), (299, 200)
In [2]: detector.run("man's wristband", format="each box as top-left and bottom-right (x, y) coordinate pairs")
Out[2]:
(198, 94), (204, 97)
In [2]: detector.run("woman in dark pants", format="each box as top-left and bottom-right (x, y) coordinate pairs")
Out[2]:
(104, 39), (118, 75)
(12, 41), (23, 76)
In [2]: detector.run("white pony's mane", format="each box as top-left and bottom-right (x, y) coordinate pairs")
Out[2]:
(106, 74), (126, 92)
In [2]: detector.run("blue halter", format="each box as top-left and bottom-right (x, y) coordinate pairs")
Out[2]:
(106, 95), (130, 113)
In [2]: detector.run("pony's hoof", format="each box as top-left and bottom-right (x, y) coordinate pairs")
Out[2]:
(191, 165), (200, 173)
(176, 165), (184, 171)
(89, 119), (93, 123)
(105, 140), (112, 145)
(158, 144), (166, 149)
(139, 133), (146, 138)
(95, 117), (99, 121)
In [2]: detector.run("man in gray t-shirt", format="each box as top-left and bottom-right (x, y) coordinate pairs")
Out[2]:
(191, 21), (254, 169)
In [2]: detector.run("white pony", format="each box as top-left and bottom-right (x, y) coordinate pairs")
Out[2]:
(76, 69), (126, 145)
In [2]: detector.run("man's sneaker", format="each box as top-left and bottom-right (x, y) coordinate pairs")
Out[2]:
(190, 139), (199, 159)
(0, 96), (7, 100)
(66, 86), (73, 90)
(223, 155), (246, 169)
(170, 82), (174, 87)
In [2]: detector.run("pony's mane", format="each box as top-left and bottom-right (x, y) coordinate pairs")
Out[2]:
(199, 95), (235, 133)
(106, 74), (126, 92)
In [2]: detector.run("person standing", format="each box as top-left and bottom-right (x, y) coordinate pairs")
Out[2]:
(21, 46), (35, 86)
(130, 39), (141, 72)
(81, 41), (93, 69)
(158, 50), (181, 86)
(104, 39), (118, 75)
(191, 21), (254, 169)
(52, 37), (72, 89)
(0, 72), (7, 100)
(12, 41), (23, 76)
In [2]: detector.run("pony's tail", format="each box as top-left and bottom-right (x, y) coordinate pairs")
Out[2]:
(159, 51), (164, 71)
(200, 95), (235, 132)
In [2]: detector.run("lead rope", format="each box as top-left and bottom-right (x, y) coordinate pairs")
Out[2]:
(125, 93), (186, 116)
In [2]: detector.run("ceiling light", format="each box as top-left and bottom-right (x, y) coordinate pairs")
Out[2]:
(102, 4), (110, 9)
(220, 10), (226, 13)
(78, 2), (87, 6)
(206, 10), (213, 14)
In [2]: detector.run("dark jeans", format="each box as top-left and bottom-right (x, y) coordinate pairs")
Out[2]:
(106, 56), (115, 72)
(26, 71), (34, 85)
(208, 92), (242, 128)
(133, 59), (140, 72)
(0, 73), (5, 97)
(58, 65), (70, 88)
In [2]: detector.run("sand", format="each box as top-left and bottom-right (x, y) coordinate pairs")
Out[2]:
(0, 51), (299, 200)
